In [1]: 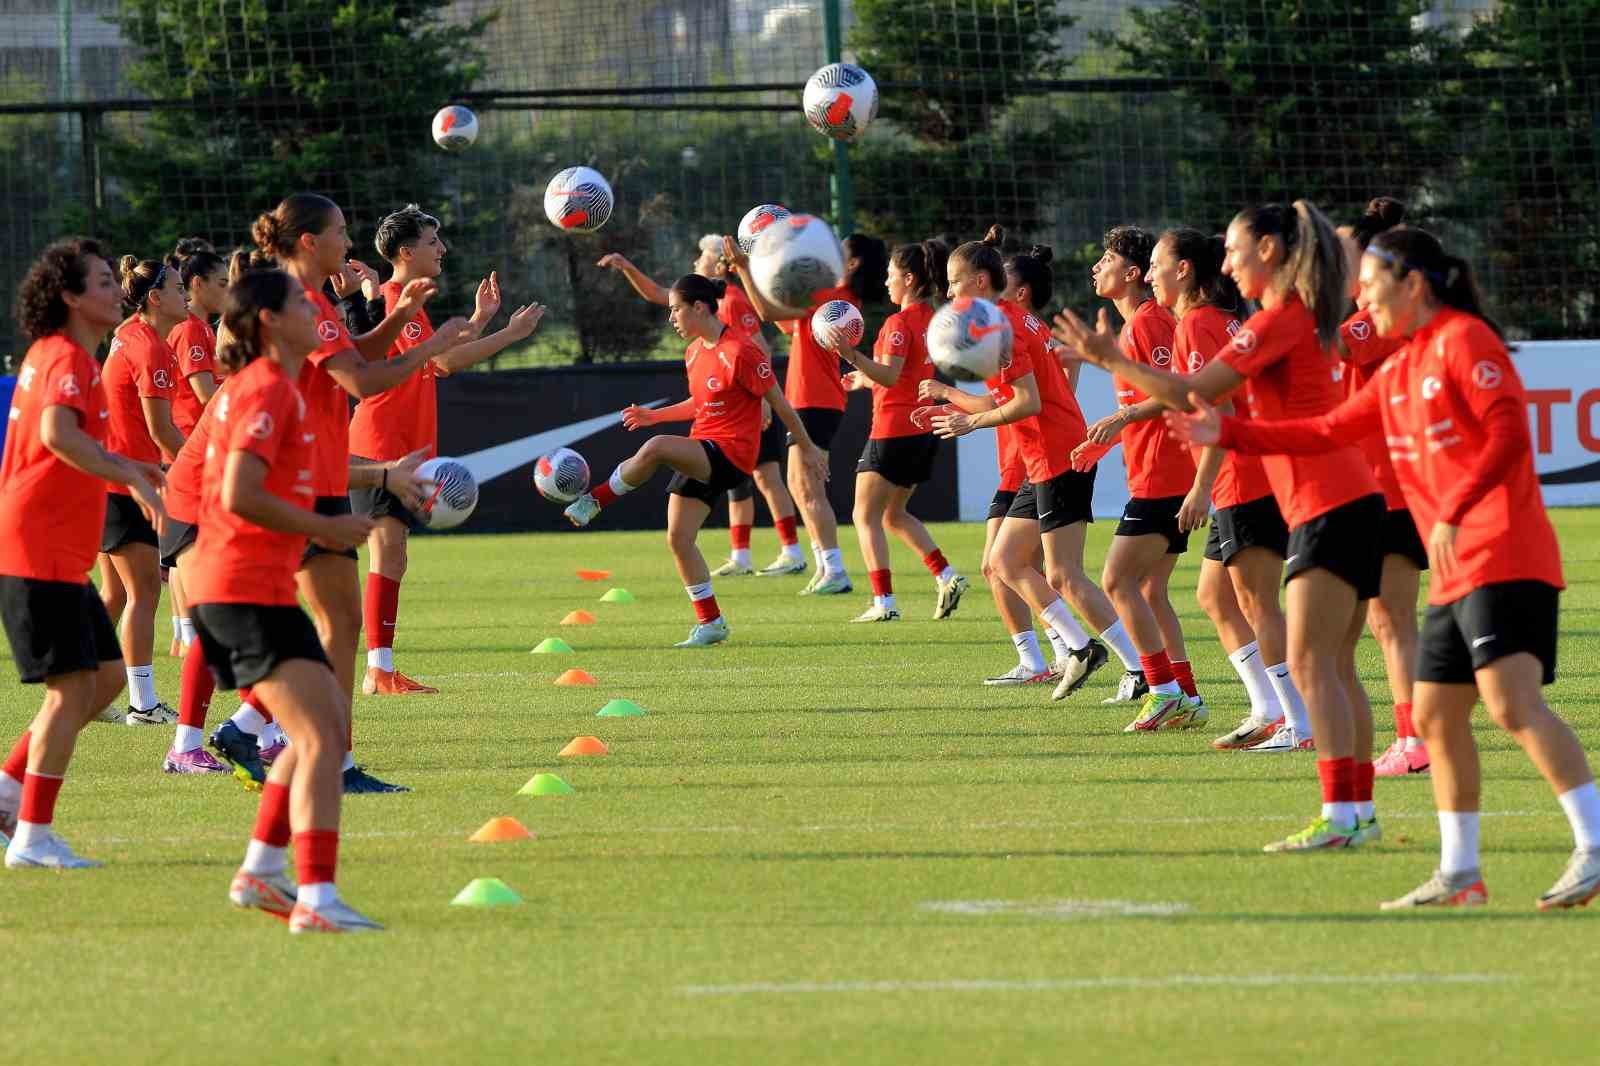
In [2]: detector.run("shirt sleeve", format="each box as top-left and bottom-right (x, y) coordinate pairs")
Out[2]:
(1434, 323), (1529, 525)
(39, 349), (94, 420)
(737, 341), (776, 395)
(308, 295), (356, 368)
(1340, 312), (1405, 369)
(175, 323), (217, 379)
(133, 340), (177, 400)
(222, 381), (294, 469)
(1218, 374), (1385, 454)
(1220, 308), (1293, 379)
(998, 344), (1034, 385)
(877, 313), (912, 362)
(1130, 311), (1176, 368)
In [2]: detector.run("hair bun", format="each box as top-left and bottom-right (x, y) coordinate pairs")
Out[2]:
(710, 277), (728, 298)
(251, 212), (281, 253)
(1028, 244), (1053, 265)
(982, 224), (1006, 247)
(1366, 197), (1407, 227)
(118, 254), (139, 282)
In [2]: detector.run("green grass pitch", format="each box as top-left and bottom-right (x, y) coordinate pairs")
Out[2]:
(4, 508), (1598, 1064)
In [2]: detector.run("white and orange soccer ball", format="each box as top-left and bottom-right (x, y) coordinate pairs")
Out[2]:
(416, 457), (479, 530)
(534, 447), (591, 504)
(927, 297), (1013, 383)
(810, 299), (864, 350)
(748, 214), (845, 318)
(544, 166), (614, 234)
(737, 203), (790, 255)
(802, 63), (878, 142)
(431, 106), (479, 151)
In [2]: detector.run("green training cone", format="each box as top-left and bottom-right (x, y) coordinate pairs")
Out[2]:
(450, 877), (524, 907)
(596, 698), (646, 718)
(599, 588), (636, 604)
(518, 772), (576, 797)
(531, 637), (574, 654)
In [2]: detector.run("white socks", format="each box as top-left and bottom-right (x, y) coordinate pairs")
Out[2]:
(12, 818), (51, 849)
(127, 666), (157, 711)
(1321, 800), (1356, 827)
(731, 548), (753, 569)
(261, 722), (285, 748)
(1439, 811), (1480, 874)
(230, 704), (267, 737)
(1267, 663), (1311, 736)
(810, 543), (824, 574)
(936, 565), (956, 583)
(341, 750), (356, 773)
(243, 839), (287, 876)
(875, 594), (898, 611)
(1012, 631), (1047, 674)
(0, 771), (20, 805)
(1098, 620), (1140, 671)
(179, 617), (195, 648)
(823, 548), (845, 577)
(607, 467), (637, 498)
(172, 725), (204, 754)
(299, 881), (338, 908)
(367, 647), (394, 672)
(686, 581), (714, 603)
(1228, 641), (1283, 722)
(782, 542), (805, 563)
(1042, 626), (1072, 663)
(1558, 782), (1600, 850)
(1040, 600), (1089, 651)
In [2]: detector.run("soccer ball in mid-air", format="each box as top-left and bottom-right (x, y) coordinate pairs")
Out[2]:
(748, 215), (845, 318)
(927, 298), (1013, 383)
(544, 166), (614, 233)
(431, 106), (478, 151)
(737, 203), (790, 255)
(415, 457), (479, 530)
(535, 447), (591, 504)
(802, 63), (878, 142)
(810, 299), (864, 351)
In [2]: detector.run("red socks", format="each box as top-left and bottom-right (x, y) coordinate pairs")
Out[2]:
(869, 569), (893, 597)
(1355, 760), (1375, 803)
(1138, 650), (1176, 687)
(294, 829), (339, 886)
(1393, 702), (1415, 740)
(179, 639), (214, 729)
(693, 594), (721, 624)
(19, 771), (63, 826)
(238, 687), (272, 723)
(1317, 757), (1357, 803)
(592, 481), (620, 508)
(2, 731), (29, 782)
(1171, 659), (1198, 698)
(363, 573), (401, 652)
(729, 524), (752, 551)
(774, 515), (799, 547)
(922, 549), (950, 578)
(252, 781), (292, 847)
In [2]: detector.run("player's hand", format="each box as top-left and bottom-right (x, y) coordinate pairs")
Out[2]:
(595, 253), (635, 273)
(392, 278), (439, 320)
(721, 236), (750, 273)
(1071, 439), (1113, 472)
(842, 370), (869, 392)
(931, 410), (976, 439)
(917, 378), (954, 403)
(383, 448), (433, 512)
(1428, 521), (1460, 580)
(1164, 391), (1223, 447)
(474, 272), (502, 323)
(127, 462), (167, 527)
(798, 441), (828, 482)
(505, 302), (545, 341)
(432, 316), (472, 348)
(345, 259), (381, 301)
(314, 513), (376, 551)
(1177, 486), (1211, 532)
(1051, 307), (1120, 367)
(622, 404), (656, 430)
(331, 261), (362, 299)
(1085, 412), (1124, 446)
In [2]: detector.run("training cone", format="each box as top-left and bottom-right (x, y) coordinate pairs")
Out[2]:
(531, 637), (574, 654)
(599, 587), (636, 604)
(518, 772), (575, 797)
(450, 877), (524, 907)
(576, 569), (611, 582)
(561, 610), (598, 626)
(560, 735), (609, 757)
(554, 668), (597, 687)
(596, 698), (646, 718)
(469, 816), (533, 843)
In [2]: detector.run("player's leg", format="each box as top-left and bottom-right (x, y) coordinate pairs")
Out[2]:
(4, 666), (110, 867)
(752, 459), (805, 575)
(666, 492), (728, 647)
(97, 553), (126, 627)
(1101, 532), (1195, 729)
(851, 470), (900, 621)
(883, 483), (966, 621)
(1198, 556), (1280, 750)
(362, 516), (435, 695)
(168, 565), (188, 658)
(981, 508), (1044, 684)
(1142, 551), (1202, 706)
(1369, 553), (1426, 775)
(1337, 593), (1378, 835)
(109, 543), (172, 724)
(711, 482), (758, 577)
(165, 545), (230, 773)
(566, 435), (712, 526)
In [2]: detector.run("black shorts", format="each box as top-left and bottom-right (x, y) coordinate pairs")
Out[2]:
(0, 577), (121, 683)
(1115, 494), (1189, 555)
(787, 407), (843, 451)
(300, 495), (359, 566)
(729, 419), (789, 502)
(1006, 468), (1096, 534)
(1284, 494), (1385, 601)
(101, 492), (158, 554)
(1380, 508), (1429, 571)
(1203, 494), (1290, 565)
(858, 434), (939, 489)
(191, 601), (332, 690)
(158, 519), (198, 570)
(988, 489), (1018, 522)
(668, 440), (751, 505)
(1417, 580), (1559, 686)
(349, 457), (424, 532)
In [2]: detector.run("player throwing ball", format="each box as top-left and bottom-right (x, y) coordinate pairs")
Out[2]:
(563, 275), (826, 647)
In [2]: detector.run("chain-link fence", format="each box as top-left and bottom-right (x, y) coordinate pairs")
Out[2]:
(3, 0), (1597, 366)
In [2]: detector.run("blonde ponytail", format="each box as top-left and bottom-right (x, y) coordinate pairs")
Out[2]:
(1286, 200), (1348, 348)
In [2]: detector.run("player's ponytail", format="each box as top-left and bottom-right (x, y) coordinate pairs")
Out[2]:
(171, 237), (225, 290)
(120, 255), (167, 313)
(1235, 201), (1346, 347)
(1003, 243), (1056, 312)
(890, 240), (947, 303)
(217, 268), (293, 374)
(1367, 228), (1503, 340)
(671, 273), (726, 314)
(252, 192), (339, 259)
(951, 226), (1007, 294)
(1347, 197), (1406, 249)
(1164, 227), (1242, 314)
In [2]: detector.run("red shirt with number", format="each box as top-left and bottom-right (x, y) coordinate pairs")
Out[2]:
(685, 328), (775, 474)
(1220, 308), (1559, 605)
(1176, 305), (1273, 510)
(1340, 309), (1408, 510)
(1217, 296), (1379, 529)
(348, 280), (440, 462)
(103, 316), (178, 495)
(869, 302), (936, 439)
(296, 285), (358, 496)
(718, 282), (763, 340)
(0, 336), (111, 583)
(989, 299), (1087, 484)
(165, 379), (229, 526)
(189, 357), (317, 607)
(166, 313), (218, 437)
(1115, 299), (1194, 498)
(776, 284), (855, 411)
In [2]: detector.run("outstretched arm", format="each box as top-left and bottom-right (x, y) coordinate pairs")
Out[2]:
(596, 254), (669, 306)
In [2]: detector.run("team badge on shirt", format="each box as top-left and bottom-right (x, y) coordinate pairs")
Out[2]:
(317, 320), (340, 342)
(247, 411), (275, 440)
(1472, 361), (1503, 390)
(188, 345), (206, 363)
(1230, 329), (1257, 353)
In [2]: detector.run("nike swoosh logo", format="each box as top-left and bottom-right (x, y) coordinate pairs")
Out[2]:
(967, 321), (1005, 342)
(1220, 539), (1233, 548)
(1039, 510), (1054, 518)
(1285, 554), (1302, 565)
(1471, 634), (1496, 648)
(455, 400), (669, 485)
(1237, 647), (1257, 663)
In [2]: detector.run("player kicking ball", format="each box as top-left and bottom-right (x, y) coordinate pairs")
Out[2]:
(563, 274), (826, 647)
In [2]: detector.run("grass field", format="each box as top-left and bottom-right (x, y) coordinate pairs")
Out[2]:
(5, 508), (1599, 1064)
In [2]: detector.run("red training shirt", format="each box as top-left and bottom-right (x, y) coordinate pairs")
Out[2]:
(166, 313), (218, 437)
(165, 379), (229, 526)
(869, 302), (936, 439)
(296, 285), (358, 496)
(686, 328), (775, 473)
(189, 357), (318, 607)
(1115, 299), (1194, 498)
(718, 282), (762, 340)
(1176, 305), (1273, 510)
(103, 316), (178, 494)
(988, 300), (1087, 484)
(1340, 309), (1409, 510)
(0, 336), (112, 583)
(348, 279), (441, 462)
(776, 284), (855, 411)
(1218, 296), (1379, 528)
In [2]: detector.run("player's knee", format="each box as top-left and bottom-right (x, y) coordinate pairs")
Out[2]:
(1101, 564), (1137, 603)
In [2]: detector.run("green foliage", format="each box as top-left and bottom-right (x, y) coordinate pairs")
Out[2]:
(851, 0), (1072, 145)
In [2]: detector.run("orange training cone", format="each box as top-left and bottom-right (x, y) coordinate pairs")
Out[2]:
(560, 736), (609, 757)
(554, 668), (597, 686)
(469, 816), (533, 843)
(576, 569), (611, 582)
(561, 610), (598, 626)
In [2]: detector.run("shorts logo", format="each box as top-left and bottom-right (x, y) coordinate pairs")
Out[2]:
(1187, 351), (1204, 373)
(889, 330), (905, 350)
(188, 344), (206, 363)
(58, 374), (80, 398)
(403, 322), (424, 341)
(756, 361), (772, 380)
(1347, 319), (1372, 342)
(1471, 360), (1503, 390)
(152, 369), (171, 389)
(1421, 375), (1442, 400)
(706, 376), (723, 392)
(246, 411), (274, 440)
(317, 320), (340, 343)
(1230, 329), (1257, 354)
(1151, 346), (1172, 367)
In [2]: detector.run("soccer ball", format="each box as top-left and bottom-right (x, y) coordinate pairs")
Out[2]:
(535, 447), (591, 504)
(748, 215), (845, 318)
(544, 166), (614, 234)
(415, 457), (479, 531)
(737, 203), (790, 255)
(432, 106), (478, 151)
(928, 298), (1013, 383)
(810, 299), (864, 350)
(803, 63), (878, 142)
